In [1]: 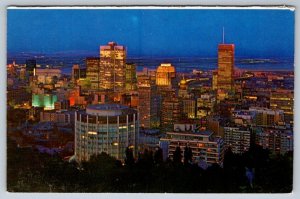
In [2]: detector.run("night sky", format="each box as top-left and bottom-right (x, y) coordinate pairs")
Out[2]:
(7, 8), (295, 58)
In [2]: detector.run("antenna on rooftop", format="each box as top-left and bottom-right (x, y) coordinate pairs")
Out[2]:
(222, 27), (225, 44)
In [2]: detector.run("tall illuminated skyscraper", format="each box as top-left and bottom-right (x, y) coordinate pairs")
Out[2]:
(156, 63), (176, 89)
(86, 57), (100, 90)
(125, 63), (138, 92)
(100, 42), (126, 92)
(217, 30), (235, 91)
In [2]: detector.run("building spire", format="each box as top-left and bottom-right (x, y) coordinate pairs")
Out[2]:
(222, 27), (225, 44)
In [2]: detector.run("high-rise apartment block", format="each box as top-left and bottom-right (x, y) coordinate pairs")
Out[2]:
(224, 127), (251, 154)
(254, 126), (293, 155)
(160, 125), (224, 165)
(75, 104), (138, 162)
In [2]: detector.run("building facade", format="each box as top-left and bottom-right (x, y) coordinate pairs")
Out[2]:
(75, 104), (138, 162)
(224, 127), (251, 154)
(99, 42), (126, 92)
(217, 44), (235, 91)
(86, 57), (100, 90)
(156, 63), (176, 88)
(160, 127), (224, 165)
(125, 63), (138, 92)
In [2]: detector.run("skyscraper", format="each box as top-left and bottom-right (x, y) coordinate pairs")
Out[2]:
(138, 77), (161, 129)
(156, 63), (176, 89)
(86, 57), (100, 90)
(125, 63), (138, 92)
(100, 42), (126, 92)
(217, 44), (235, 91)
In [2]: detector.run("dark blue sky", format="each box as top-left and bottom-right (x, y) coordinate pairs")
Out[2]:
(7, 9), (294, 58)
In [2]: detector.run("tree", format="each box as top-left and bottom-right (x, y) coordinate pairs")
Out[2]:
(173, 146), (182, 165)
(154, 147), (163, 165)
(184, 145), (193, 165)
(125, 147), (134, 166)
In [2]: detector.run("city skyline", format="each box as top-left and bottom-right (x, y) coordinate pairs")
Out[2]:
(8, 8), (294, 58)
(7, 7), (294, 193)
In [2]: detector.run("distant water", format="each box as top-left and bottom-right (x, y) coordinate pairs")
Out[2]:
(7, 53), (294, 75)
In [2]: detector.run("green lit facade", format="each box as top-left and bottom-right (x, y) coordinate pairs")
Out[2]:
(32, 94), (58, 110)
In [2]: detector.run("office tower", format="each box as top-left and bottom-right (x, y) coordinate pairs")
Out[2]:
(99, 42), (126, 92)
(138, 76), (161, 129)
(86, 57), (100, 90)
(160, 125), (224, 165)
(156, 63), (176, 88)
(270, 89), (294, 125)
(125, 63), (137, 92)
(26, 59), (37, 76)
(182, 99), (196, 119)
(161, 93), (181, 131)
(72, 64), (86, 82)
(75, 104), (138, 162)
(224, 127), (251, 154)
(217, 44), (234, 91)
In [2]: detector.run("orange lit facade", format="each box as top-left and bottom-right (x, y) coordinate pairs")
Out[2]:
(217, 44), (235, 91)
(156, 63), (176, 88)
(99, 42), (126, 92)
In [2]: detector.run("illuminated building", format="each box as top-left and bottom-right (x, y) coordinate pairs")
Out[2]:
(270, 89), (294, 124)
(75, 104), (138, 162)
(178, 77), (191, 98)
(161, 95), (181, 131)
(7, 86), (31, 106)
(54, 100), (70, 110)
(212, 70), (218, 90)
(138, 77), (161, 129)
(99, 42), (126, 92)
(182, 99), (196, 119)
(26, 59), (36, 76)
(224, 127), (250, 154)
(249, 107), (284, 126)
(197, 93), (216, 118)
(19, 68), (26, 80)
(156, 63), (176, 88)
(125, 63), (137, 92)
(32, 94), (58, 110)
(86, 57), (100, 90)
(254, 126), (293, 155)
(35, 68), (62, 84)
(217, 44), (234, 91)
(72, 64), (86, 83)
(120, 92), (139, 108)
(160, 124), (224, 165)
